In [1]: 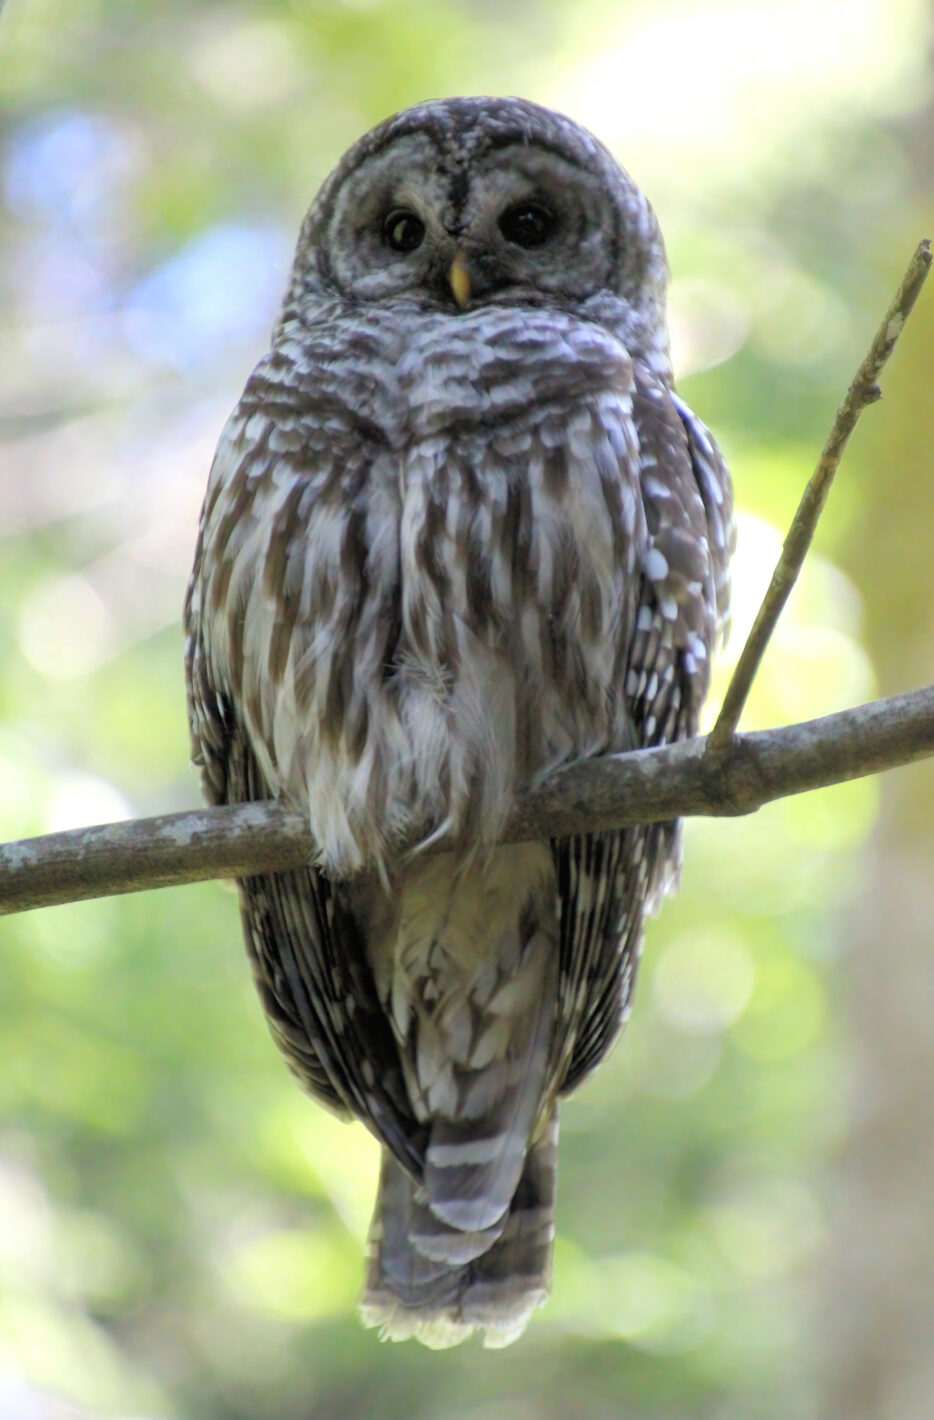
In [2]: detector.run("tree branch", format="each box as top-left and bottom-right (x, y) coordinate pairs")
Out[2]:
(709, 239), (932, 747)
(3, 684), (933, 917)
(2, 242), (931, 921)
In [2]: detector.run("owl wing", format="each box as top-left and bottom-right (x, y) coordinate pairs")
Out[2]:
(184, 397), (424, 1179)
(553, 364), (734, 1095)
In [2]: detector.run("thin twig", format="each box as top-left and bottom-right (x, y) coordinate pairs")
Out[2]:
(708, 239), (932, 749)
(2, 683), (933, 917)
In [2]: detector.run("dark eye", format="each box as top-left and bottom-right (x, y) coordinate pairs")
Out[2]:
(382, 209), (425, 253)
(498, 201), (556, 248)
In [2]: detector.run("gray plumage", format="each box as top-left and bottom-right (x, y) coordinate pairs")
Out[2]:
(184, 96), (734, 1348)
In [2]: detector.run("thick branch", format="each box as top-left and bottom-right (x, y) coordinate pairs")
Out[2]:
(3, 684), (933, 918)
(2, 242), (930, 922)
(709, 239), (932, 747)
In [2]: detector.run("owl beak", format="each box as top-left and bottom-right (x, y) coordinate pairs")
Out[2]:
(448, 252), (472, 309)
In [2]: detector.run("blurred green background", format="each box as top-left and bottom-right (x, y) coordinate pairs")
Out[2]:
(1, 2), (933, 1417)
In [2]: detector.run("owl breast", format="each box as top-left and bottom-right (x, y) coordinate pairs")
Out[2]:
(211, 305), (647, 876)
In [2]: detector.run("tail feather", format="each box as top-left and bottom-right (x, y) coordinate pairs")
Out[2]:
(360, 1110), (558, 1349)
(423, 934), (555, 1235)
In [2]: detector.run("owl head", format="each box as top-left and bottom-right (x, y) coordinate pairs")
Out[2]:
(279, 97), (670, 365)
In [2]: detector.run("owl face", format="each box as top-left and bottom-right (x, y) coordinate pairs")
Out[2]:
(284, 97), (669, 352)
(320, 130), (623, 308)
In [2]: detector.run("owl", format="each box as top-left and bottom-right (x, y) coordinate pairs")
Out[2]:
(184, 96), (733, 1349)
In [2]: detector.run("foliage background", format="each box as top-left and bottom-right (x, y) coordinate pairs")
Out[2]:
(1, 2), (932, 1417)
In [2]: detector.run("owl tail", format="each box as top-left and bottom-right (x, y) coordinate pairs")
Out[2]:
(360, 1109), (558, 1349)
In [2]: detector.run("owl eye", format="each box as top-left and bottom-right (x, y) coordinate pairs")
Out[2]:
(498, 202), (556, 248)
(382, 209), (426, 253)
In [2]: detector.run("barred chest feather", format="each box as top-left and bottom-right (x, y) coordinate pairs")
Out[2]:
(198, 303), (649, 877)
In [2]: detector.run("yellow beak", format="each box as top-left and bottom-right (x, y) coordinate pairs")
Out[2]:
(449, 252), (472, 309)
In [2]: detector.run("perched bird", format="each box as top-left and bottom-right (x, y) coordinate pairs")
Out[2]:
(184, 96), (733, 1349)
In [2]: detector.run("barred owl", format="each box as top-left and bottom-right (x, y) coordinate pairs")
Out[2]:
(184, 97), (733, 1349)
